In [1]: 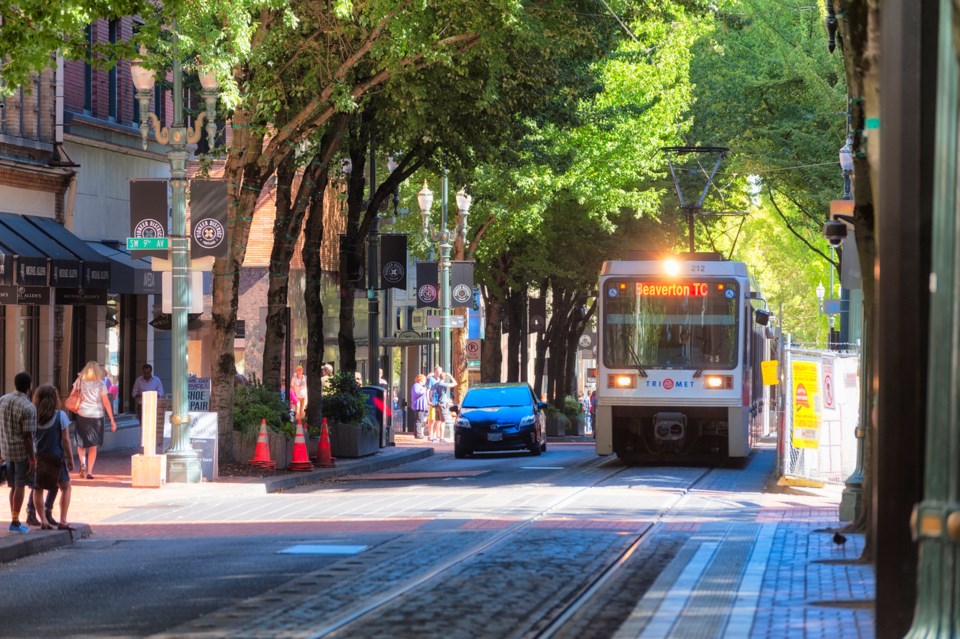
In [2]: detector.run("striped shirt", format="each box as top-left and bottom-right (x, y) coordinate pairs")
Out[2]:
(0, 391), (37, 462)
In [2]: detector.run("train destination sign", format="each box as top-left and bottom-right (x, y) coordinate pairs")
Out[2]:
(636, 282), (709, 297)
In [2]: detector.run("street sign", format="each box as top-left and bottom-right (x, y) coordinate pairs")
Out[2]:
(466, 339), (481, 358)
(427, 315), (465, 329)
(823, 298), (841, 315)
(127, 237), (169, 250)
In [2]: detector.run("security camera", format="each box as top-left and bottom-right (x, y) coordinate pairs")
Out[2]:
(822, 220), (848, 247)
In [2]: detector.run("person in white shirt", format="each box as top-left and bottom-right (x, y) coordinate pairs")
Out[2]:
(131, 364), (164, 425)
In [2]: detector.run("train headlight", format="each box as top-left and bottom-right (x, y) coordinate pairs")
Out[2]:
(663, 258), (681, 277)
(704, 375), (733, 389)
(608, 374), (637, 389)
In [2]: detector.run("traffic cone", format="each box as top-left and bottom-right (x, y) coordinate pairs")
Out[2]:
(248, 419), (276, 470)
(288, 419), (314, 472)
(314, 418), (335, 468)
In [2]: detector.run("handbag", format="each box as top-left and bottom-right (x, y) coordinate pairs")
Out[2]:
(36, 452), (62, 490)
(64, 378), (81, 413)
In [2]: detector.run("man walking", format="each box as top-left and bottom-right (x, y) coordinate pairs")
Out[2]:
(132, 364), (164, 425)
(0, 372), (38, 533)
(430, 366), (457, 443)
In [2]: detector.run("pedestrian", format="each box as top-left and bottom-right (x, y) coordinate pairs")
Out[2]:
(0, 371), (38, 533)
(131, 363), (164, 426)
(431, 366), (457, 443)
(410, 374), (428, 440)
(589, 390), (597, 439)
(291, 365), (307, 421)
(73, 361), (117, 480)
(425, 368), (439, 441)
(320, 364), (333, 390)
(26, 385), (75, 530)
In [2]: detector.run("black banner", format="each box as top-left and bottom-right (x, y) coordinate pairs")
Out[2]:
(380, 234), (407, 290)
(190, 180), (228, 258)
(416, 262), (439, 309)
(54, 288), (108, 306)
(0, 285), (51, 305)
(16, 256), (48, 287)
(578, 325), (597, 353)
(339, 234), (366, 291)
(130, 180), (169, 259)
(451, 261), (474, 309)
(0, 252), (10, 286)
(529, 296), (546, 334)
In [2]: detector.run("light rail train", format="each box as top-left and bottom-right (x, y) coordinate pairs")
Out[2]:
(595, 253), (772, 463)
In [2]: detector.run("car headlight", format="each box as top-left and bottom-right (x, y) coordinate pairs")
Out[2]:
(519, 414), (536, 427)
(456, 417), (471, 429)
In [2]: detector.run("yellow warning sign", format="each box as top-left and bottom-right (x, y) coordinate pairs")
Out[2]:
(791, 360), (820, 449)
(761, 360), (779, 385)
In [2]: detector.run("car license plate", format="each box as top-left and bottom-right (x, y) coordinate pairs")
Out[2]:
(487, 433), (503, 442)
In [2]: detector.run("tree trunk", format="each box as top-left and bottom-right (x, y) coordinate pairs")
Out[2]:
(481, 287), (504, 383)
(533, 281), (549, 396)
(336, 133), (369, 374)
(261, 163), (296, 392)
(210, 111), (276, 463)
(506, 289), (522, 382)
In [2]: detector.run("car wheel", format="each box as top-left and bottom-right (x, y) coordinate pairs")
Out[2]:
(454, 445), (470, 459)
(529, 439), (542, 456)
(541, 441), (547, 453)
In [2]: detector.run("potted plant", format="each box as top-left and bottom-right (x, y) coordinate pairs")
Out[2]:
(321, 371), (379, 458)
(232, 376), (295, 468)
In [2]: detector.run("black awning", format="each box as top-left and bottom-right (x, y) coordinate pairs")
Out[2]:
(23, 215), (112, 289)
(0, 229), (50, 287)
(85, 241), (161, 295)
(0, 214), (82, 288)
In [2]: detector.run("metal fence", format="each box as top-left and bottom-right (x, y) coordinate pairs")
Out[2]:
(776, 336), (861, 486)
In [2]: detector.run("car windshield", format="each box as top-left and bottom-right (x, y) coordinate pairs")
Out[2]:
(462, 387), (533, 409)
(603, 278), (739, 369)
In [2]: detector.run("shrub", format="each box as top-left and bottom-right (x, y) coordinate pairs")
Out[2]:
(233, 379), (292, 438)
(321, 370), (368, 425)
(562, 395), (583, 418)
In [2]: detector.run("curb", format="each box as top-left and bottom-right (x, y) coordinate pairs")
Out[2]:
(0, 523), (93, 564)
(262, 447), (435, 492)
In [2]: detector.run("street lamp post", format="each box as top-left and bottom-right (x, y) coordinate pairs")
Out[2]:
(130, 32), (218, 484)
(417, 173), (471, 439)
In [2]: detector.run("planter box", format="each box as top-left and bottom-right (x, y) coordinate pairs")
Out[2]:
(330, 422), (379, 458)
(546, 414), (569, 437)
(233, 430), (291, 470)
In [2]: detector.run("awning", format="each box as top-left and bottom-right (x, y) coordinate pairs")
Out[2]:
(0, 214), (82, 288)
(86, 241), (162, 295)
(21, 215), (112, 289)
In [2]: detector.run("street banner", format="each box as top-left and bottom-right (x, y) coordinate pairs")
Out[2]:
(130, 180), (169, 259)
(578, 326), (597, 354)
(380, 234), (407, 290)
(416, 262), (439, 309)
(189, 180), (228, 258)
(451, 261), (474, 309)
(529, 295), (546, 333)
(339, 234), (366, 291)
(791, 360), (821, 449)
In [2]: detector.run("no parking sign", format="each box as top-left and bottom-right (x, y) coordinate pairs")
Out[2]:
(822, 359), (835, 410)
(466, 339), (481, 359)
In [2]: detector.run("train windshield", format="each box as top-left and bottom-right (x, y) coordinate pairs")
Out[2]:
(602, 278), (739, 370)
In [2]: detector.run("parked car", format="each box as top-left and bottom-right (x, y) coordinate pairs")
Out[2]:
(454, 383), (548, 458)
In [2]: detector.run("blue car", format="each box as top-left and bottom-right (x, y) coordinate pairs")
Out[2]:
(454, 383), (548, 458)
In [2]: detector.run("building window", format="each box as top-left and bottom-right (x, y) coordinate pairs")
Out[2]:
(108, 20), (118, 120)
(83, 25), (93, 113)
(154, 82), (164, 126)
(21, 306), (40, 382)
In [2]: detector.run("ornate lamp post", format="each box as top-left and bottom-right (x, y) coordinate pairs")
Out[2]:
(130, 32), (218, 483)
(417, 174), (472, 439)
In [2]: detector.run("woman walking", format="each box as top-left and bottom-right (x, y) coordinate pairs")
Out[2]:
(72, 361), (117, 479)
(31, 385), (75, 530)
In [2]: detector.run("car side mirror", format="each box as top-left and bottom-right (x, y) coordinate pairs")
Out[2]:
(537, 401), (548, 411)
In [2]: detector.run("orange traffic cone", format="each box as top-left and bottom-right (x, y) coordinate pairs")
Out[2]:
(288, 420), (314, 472)
(314, 418), (335, 468)
(248, 419), (276, 470)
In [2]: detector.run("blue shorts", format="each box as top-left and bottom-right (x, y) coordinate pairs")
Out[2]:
(6, 460), (35, 489)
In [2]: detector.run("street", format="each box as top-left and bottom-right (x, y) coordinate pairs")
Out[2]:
(0, 442), (870, 638)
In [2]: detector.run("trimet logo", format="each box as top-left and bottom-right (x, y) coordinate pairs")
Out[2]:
(418, 284), (438, 304)
(134, 219), (165, 238)
(194, 219), (225, 249)
(645, 378), (694, 389)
